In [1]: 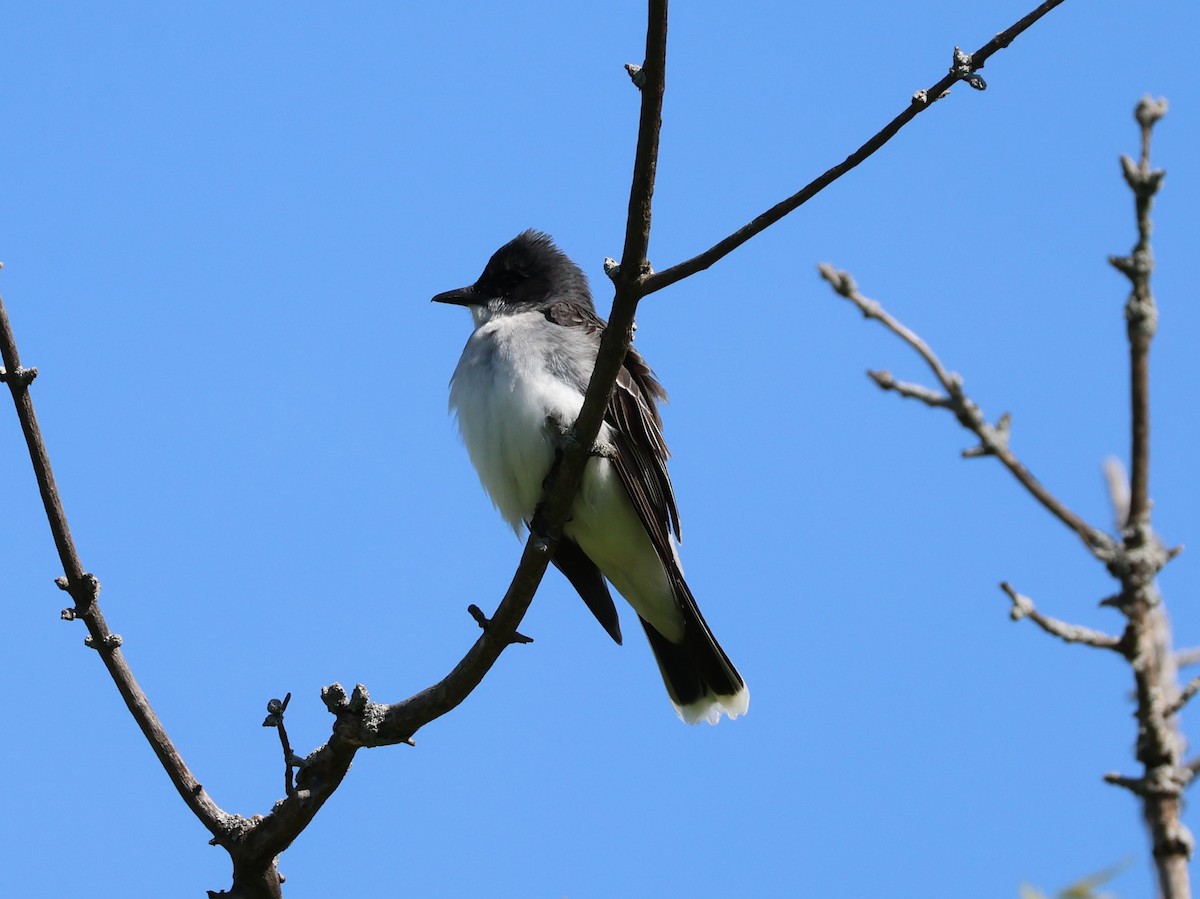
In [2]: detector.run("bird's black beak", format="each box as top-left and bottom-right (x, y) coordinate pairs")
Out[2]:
(431, 284), (484, 307)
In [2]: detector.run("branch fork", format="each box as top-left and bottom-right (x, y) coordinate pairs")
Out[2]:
(818, 263), (1116, 560)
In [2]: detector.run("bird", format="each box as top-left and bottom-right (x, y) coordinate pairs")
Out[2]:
(433, 230), (747, 724)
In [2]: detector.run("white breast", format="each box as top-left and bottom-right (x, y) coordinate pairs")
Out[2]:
(449, 310), (590, 532)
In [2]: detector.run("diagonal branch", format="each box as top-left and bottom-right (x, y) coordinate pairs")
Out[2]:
(817, 264), (1116, 561)
(1165, 675), (1200, 719)
(0, 284), (230, 845)
(865, 370), (952, 408)
(1000, 582), (1123, 651)
(641, 0), (1069, 296)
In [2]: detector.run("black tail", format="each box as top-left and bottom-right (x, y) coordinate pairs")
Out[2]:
(640, 575), (747, 724)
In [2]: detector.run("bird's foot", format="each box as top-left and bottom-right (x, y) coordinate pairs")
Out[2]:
(544, 413), (616, 459)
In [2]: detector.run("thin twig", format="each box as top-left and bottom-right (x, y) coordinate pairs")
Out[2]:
(1000, 582), (1123, 651)
(1165, 676), (1200, 719)
(818, 265), (1116, 561)
(866, 370), (951, 408)
(1104, 98), (1192, 897)
(1110, 96), (1167, 527)
(1105, 765), (1194, 799)
(640, 0), (1069, 296)
(1105, 772), (1150, 796)
(263, 694), (301, 799)
(0, 288), (229, 844)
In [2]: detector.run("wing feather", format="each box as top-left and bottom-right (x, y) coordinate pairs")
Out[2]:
(543, 301), (680, 564)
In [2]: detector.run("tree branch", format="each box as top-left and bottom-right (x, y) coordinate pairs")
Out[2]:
(823, 97), (1189, 897)
(1000, 582), (1123, 651)
(640, 0), (1069, 296)
(262, 694), (303, 799)
(817, 264), (1116, 560)
(0, 285), (230, 847)
(1103, 99), (1193, 896)
(1109, 96), (1167, 528)
(1165, 676), (1200, 719)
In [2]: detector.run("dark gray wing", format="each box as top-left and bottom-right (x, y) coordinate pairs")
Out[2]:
(543, 301), (681, 563)
(544, 301), (745, 706)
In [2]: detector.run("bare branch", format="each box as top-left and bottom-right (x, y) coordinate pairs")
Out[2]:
(1165, 676), (1200, 719)
(0, 289), (230, 845)
(640, 0), (1069, 296)
(867, 370), (951, 408)
(262, 694), (303, 800)
(1105, 98), (1192, 897)
(1109, 95), (1167, 528)
(818, 264), (1116, 561)
(1105, 765), (1194, 800)
(1105, 772), (1150, 796)
(1000, 582), (1123, 651)
(817, 79), (1188, 899)
(819, 268), (955, 389)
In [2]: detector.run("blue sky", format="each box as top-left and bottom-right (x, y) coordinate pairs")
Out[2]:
(3, 2), (1199, 897)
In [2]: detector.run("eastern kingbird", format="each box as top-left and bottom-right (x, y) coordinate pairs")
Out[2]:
(433, 230), (748, 724)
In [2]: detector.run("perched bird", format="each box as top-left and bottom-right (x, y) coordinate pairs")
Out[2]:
(433, 230), (747, 724)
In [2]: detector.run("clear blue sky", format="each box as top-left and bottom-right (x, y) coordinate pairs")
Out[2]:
(3, 3), (1199, 897)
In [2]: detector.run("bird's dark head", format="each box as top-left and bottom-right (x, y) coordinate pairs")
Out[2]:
(432, 230), (592, 320)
